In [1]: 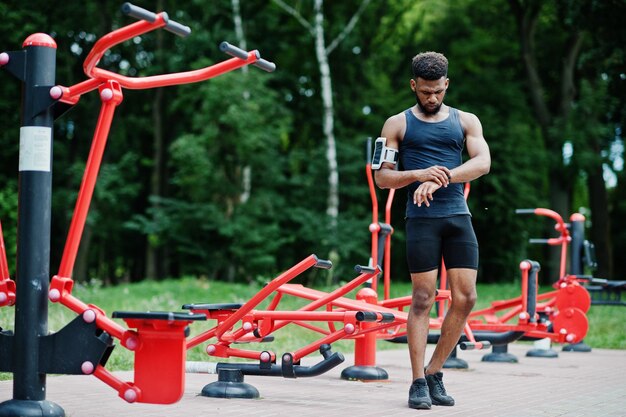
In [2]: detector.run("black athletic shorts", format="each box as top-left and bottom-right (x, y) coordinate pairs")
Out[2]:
(405, 215), (479, 273)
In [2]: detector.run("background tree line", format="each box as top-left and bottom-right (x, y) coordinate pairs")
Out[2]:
(0, 0), (624, 286)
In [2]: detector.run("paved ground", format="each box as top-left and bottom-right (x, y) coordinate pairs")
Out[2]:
(1, 342), (625, 417)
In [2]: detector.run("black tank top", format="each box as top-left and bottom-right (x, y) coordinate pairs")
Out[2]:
(400, 107), (470, 218)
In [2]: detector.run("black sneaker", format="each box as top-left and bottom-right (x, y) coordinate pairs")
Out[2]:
(408, 378), (432, 410)
(425, 372), (455, 406)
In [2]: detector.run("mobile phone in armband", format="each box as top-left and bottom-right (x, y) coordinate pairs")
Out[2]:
(371, 137), (398, 170)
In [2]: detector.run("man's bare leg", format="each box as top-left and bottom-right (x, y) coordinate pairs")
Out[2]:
(425, 268), (477, 374)
(407, 269), (438, 380)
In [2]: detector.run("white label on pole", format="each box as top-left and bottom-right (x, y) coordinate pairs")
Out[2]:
(19, 126), (52, 172)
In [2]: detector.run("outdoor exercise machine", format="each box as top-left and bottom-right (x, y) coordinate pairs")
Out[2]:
(465, 208), (591, 360)
(357, 140), (592, 364)
(173, 138), (491, 399)
(0, 3), (279, 414)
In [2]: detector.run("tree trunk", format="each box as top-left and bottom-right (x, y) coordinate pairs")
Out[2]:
(145, 3), (165, 280)
(313, 0), (339, 233)
(587, 165), (612, 278)
(509, 0), (587, 281)
(231, 0), (252, 204)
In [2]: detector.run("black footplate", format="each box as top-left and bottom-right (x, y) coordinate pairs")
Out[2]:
(112, 311), (206, 321)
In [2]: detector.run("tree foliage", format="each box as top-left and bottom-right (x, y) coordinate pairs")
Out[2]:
(0, 0), (623, 286)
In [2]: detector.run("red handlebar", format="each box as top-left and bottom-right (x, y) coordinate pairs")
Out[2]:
(516, 208), (571, 279)
(59, 3), (275, 104)
(516, 208), (569, 235)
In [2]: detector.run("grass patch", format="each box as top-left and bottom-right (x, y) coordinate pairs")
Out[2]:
(0, 277), (623, 381)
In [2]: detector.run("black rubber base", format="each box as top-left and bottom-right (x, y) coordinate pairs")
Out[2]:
(200, 368), (260, 399)
(562, 341), (592, 352)
(341, 365), (389, 381)
(526, 348), (559, 358)
(482, 344), (518, 363)
(443, 347), (468, 369)
(442, 356), (469, 369)
(0, 399), (65, 417)
(482, 351), (519, 363)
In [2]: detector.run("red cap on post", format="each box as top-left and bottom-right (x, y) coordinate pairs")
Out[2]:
(22, 33), (57, 49)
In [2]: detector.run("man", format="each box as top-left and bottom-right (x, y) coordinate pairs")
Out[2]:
(374, 51), (490, 410)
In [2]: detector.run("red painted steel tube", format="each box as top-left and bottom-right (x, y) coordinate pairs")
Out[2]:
(60, 78), (103, 104)
(0, 221), (10, 280)
(93, 365), (139, 403)
(291, 328), (352, 362)
(520, 261), (531, 320)
(186, 328), (217, 349)
(58, 82), (123, 278)
(0, 221), (15, 306)
(383, 188), (395, 301)
(354, 288), (377, 366)
(250, 310), (357, 321)
(264, 320), (330, 336)
(498, 304), (524, 323)
(276, 281), (405, 320)
(224, 346), (271, 361)
(82, 12), (261, 90)
(83, 17), (167, 77)
(90, 55), (260, 90)
(366, 163), (379, 293)
(214, 255), (319, 340)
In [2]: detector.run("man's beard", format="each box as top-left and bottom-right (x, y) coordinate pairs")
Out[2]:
(415, 93), (442, 115)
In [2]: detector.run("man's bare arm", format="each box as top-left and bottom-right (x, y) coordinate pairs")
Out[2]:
(448, 112), (490, 183)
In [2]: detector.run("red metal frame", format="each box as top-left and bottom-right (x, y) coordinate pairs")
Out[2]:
(184, 163), (487, 373)
(0, 221), (15, 307)
(467, 209), (590, 344)
(39, 5), (277, 405)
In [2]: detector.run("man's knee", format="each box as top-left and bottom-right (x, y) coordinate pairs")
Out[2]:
(452, 290), (477, 314)
(411, 289), (435, 314)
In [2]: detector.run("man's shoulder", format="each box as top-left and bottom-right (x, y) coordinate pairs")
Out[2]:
(384, 109), (409, 129)
(455, 108), (480, 122)
(381, 110), (409, 144)
(387, 109), (408, 122)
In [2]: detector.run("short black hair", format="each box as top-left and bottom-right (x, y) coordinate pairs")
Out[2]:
(411, 52), (448, 80)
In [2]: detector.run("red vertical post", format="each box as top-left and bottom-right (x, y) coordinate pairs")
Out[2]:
(340, 287), (388, 381)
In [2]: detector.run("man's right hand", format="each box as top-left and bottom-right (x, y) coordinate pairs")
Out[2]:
(417, 166), (451, 187)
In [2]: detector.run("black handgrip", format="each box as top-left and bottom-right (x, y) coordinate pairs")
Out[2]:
(515, 208), (536, 214)
(165, 18), (191, 37)
(220, 41), (249, 59)
(121, 2), (157, 22)
(220, 42), (276, 72)
(379, 312), (395, 323)
(355, 311), (378, 322)
(354, 265), (376, 274)
(314, 258), (333, 270)
(355, 311), (396, 323)
(529, 238), (549, 244)
(459, 340), (492, 350)
(253, 58), (276, 73)
(366, 137), (373, 163)
(122, 3), (191, 37)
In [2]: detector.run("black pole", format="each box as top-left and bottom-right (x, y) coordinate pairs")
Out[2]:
(0, 33), (64, 417)
(569, 215), (585, 276)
